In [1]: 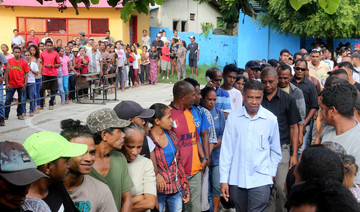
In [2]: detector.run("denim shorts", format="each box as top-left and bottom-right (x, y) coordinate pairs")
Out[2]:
(158, 189), (183, 212)
(211, 165), (221, 197)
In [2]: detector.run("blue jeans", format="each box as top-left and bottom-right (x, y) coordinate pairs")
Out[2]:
(298, 120), (313, 154)
(158, 190), (183, 212)
(58, 75), (65, 103)
(69, 75), (76, 100)
(0, 83), (4, 118)
(63, 75), (69, 94)
(22, 83), (35, 114)
(35, 78), (41, 108)
(5, 87), (24, 117)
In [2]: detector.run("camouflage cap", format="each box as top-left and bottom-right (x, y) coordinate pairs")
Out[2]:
(86, 108), (131, 133)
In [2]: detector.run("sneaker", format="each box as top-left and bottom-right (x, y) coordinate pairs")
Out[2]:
(30, 113), (34, 117)
(18, 116), (24, 120)
(49, 106), (54, 110)
(162, 76), (165, 79)
(22, 113), (26, 117)
(0, 118), (5, 126)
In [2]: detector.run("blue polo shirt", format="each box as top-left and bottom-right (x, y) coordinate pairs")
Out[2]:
(190, 105), (210, 144)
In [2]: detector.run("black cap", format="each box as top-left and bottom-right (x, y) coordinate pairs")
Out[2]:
(245, 60), (260, 70)
(114, 101), (155, 120)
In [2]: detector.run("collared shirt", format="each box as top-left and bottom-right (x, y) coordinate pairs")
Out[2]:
(148, 130), (189, 196)
(291, 77), (319, 118)
(190, 105), (211, 144)
(308, 61), (330, 88)
(219, 106), (282, 189)
(203, 108), (217, 144)
(262, 88), (301, 145)
(168, 103), (202, 176)
(281, 83), (306, 125)
(86, 49), (102, 73)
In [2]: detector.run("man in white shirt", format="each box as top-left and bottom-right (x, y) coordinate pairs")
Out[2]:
(86, 42), (102, 74)
(220, 80), (282, 212)
(41, 32), (53, 44)
(141, 30), (151, 49)
(11, 29), (25, 45)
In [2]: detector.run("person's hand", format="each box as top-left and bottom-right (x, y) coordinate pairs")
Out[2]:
(6, 84), (10, 91)
(183, 193), (190, 203)
(206, 80), (216, 88)
(197, 57), (199, 61)
(201, 160), (207, 172)
(45, 64), (52, 68)
(156, 173), (166, 193)
(181, 62), (184, 66)
(313, 112), (318, 120)
(220, 183), (229, 202)
(21, 84), (26, 91)
(303, 127), (307, 135)
(298, 135), (303, 148)
(290, 155), (297, 168)
(105, 71), (109, 75)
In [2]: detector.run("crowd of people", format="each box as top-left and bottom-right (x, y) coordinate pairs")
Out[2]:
(0, 28), (200, 126)
(1, 29), (360, 212)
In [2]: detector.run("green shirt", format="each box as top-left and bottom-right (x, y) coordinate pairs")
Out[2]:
(90, 151), (134, 211)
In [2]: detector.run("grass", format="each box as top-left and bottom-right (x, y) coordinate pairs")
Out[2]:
(157, 63), (218, 85)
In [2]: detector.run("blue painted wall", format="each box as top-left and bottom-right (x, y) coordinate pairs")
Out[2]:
(305, 37), (360, 51)
(237, 13), (301, 68)
(150, 27), (238, 69)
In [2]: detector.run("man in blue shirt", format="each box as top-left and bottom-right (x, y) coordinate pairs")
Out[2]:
(220, 80), (282, 212)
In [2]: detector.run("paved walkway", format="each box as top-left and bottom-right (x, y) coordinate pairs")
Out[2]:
(0, 83), (174, 143)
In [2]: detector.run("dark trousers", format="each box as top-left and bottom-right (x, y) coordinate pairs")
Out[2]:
(140, 64), (150, 83)
(5, 87), (24, 117)
(40, 75), (57, 107)
(229, 185), (270, 212)
(69, 75), (76, 100)
(129, 66), (134, 86)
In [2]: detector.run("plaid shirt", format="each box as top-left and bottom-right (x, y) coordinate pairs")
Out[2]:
(149, 130), (189, 196)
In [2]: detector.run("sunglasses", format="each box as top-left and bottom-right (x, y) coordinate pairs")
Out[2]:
(295, 67), (307, 72)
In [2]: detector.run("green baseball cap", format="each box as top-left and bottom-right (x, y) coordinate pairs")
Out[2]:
(86, 108), (131, 133)
(23, 131), (88, 166)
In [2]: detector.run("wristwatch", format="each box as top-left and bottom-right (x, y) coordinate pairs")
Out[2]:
(202, 157), (209, 161)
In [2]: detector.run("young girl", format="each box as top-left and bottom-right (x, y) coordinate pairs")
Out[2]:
(131, 44), (140, 87)
(176, 40), (187, 81)
(148, 103), (190, 212)
(24, 51), (39, 117)
(140, 46), (150, 85)
(29, 45), (42, 113)
(65, 46), (76, 102)
(1, 44), (14, 60)
(234, 75), (247, 99)
(58, 47), (71, 104)
(128, 45), (135, 87)
(115, 41), (126, 91)
(149, 45), (159, 84)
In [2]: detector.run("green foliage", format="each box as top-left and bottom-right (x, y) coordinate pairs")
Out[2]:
(36, 0), (163, 22)
(289, 0), (340, 14)
(257, 0), (360, 39)
(201, 22), (214, 37)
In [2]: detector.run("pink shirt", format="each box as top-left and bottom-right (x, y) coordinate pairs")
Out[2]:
(161, 46), (170, 61)
(28, 36), (40, 46)
(61, 55), (70, 76)
(40, 50), (61, 76)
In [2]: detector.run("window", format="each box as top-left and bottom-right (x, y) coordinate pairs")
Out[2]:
(173, 21), (179, 31)
(190, 13), (195, 21)
(181, 21), (187, 32)
(17, 17), (109, 45)
(47, 19), (66, 33)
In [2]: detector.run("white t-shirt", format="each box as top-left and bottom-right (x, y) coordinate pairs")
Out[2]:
(67, 175), (118, 212)
(127, 155), (156, 196)
(353, 66), (360, 83)
(141, 36), (151, 49)
(11, 35), (25, 45)
(132, 53), (141, 69)
(146, 136), (156, 152)
(226, 88), (243, 111)
(321, 124), (360, 184)
(27, 62), (39, 84)
(160, 37), (168, 44)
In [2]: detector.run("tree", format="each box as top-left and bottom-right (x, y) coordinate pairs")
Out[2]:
(36, 0), (163, 22)
(256, 0), (360, 52)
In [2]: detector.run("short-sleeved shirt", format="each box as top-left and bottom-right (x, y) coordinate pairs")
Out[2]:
(60, 55), (70, 76)
(41, 50), (61, 76)
(210, 107), (226, 166)
(308, 61), (330, 88)
(28, 36), (40, 46)
(151, 40), (164, 57)
(43, 183), (78, 212)
(149, 51), (159, 60)
(190, 106), (211, 144)
(170, 44), (178, 59)
(291, 77), (319, 117)
(90, 151), (134, 211)
(0, 53), (8, 72)
(142, 36), (151, 49)
(28, 62), (39, 84)
(67, 175), (117, 212)
(127, 155), (156, 196)
(176, 47), (187, 62)
(11, 35), (25, 45)
(215, 88), (232, 113)
(261, 88), (301, 145)
(7, 58), (29, 88)
(169, 103), (202, 176)
(321, 124), (360, 184)
(284, 83), (306, 125)
(161, 46), (170, 61)
(187, 42), (199, 59)
(116, 49), (126, 67)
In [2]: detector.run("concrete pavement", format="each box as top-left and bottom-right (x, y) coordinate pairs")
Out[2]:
(0, 83), (174, 143)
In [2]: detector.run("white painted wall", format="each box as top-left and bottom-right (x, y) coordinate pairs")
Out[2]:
(150, 0), (221, 33)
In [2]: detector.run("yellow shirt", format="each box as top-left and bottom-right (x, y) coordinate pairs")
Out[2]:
(308, 61), (330, 88)
(137, 49), (143, 65)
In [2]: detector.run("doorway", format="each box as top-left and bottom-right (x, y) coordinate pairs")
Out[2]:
(129, 15), (137, 45)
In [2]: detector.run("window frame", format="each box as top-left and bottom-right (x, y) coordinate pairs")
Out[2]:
(16, 17), (109, 44)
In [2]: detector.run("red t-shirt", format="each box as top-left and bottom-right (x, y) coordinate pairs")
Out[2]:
(28, 36), (40, 46)
(7, 58), (29, 88)
(161, 46), (170, 61)
(41, 50), (61, 76)
(75, 55), (90, 74)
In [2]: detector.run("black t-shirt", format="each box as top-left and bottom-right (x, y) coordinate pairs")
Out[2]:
(170, 44), (179, 59)
(262, 88), (301, 145)
(151, 40), (164, 57)
(290, 77), (319, 116)
(354, 82), (360, 91)
(140, 136), (150, 159)
(43, 183), (78, 212)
